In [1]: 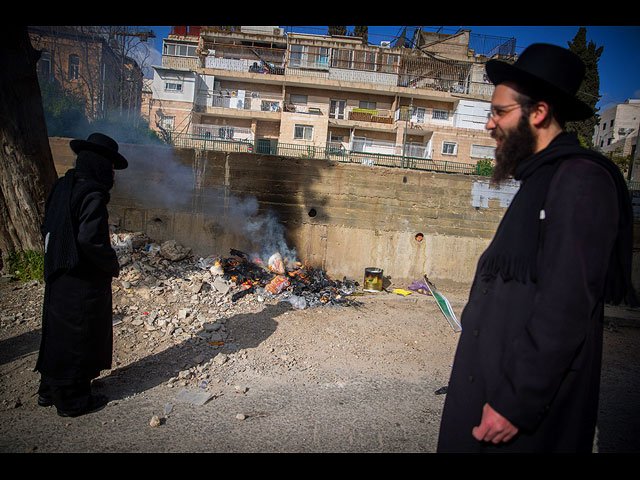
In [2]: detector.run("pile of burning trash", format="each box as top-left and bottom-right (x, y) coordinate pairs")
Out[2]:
(213, 249), (359, 309)
(111, 230), (359, 310)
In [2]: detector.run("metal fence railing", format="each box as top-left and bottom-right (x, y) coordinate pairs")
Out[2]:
(163, 132), (640, 191)
(166, 132), (488, 176)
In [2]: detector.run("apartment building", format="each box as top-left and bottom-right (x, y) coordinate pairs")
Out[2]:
(147, 26), (508, 167)
(593, 98), (640, 158)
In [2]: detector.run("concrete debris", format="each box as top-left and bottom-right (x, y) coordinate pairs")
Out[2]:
(160, 240), (191, 262)
(107, 229), (363, 402)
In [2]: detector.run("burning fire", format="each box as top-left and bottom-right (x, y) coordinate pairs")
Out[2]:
(216, 249), (358, 307)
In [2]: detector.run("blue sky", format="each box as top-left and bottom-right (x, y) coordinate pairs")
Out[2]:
(145, 25), (640, 112)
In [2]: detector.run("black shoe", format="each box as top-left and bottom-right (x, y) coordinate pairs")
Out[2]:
(37, 395), (53, 407)
(56, 394), (109, 418)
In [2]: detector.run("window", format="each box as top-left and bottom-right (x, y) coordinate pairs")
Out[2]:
(378, 53), (399, 73)
(442, 142), (457, 155)
(413, 107), (426, 123)
(331, 48), (353, 69)
(165, 81), (182, 92)
(289, 45), (329, 69)
(68, 54), (79, 80)
(359, 101), (376, 110)
(318, 47), (329, 66)
(471, 144), (496, 159)
(354, 50), (376, 71)
(164, 75), (183, 92)
(294, 125), (313, 141)
(160, 116), (175, 131)
(310, 46), (329, 67)
(37, 51), (51, 81)
(261, 100), (279, 112)
(289, 44), (305, 67)
(290, 94), (307, 104)
(163, 42), (197, 57)
(330, 99), (346, 119)
(433, 109), (449, 120)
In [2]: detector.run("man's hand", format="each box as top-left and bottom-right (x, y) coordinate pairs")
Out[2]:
(472, 403), (519, 444)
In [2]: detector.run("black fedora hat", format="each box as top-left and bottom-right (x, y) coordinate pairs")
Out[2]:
(485, 43), (594, 121)
(70, 133), (128, 169)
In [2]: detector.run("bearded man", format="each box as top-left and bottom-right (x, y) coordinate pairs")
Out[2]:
(436, 44), (636, 452)
(35, 133), (128, 418)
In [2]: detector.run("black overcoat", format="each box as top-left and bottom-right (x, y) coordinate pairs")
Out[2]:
(438, 156), (621, 452)
(35, 171), (119, 383)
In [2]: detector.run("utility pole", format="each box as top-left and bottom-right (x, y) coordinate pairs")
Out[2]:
(401, 97), (413, 168)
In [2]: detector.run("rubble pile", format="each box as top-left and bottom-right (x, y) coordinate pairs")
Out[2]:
(110, 229), (360, 345)
(105, 229), (363, 395)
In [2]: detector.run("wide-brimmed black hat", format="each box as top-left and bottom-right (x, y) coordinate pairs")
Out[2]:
(485, 43), (594, 121)
(70, 133), (128, 169)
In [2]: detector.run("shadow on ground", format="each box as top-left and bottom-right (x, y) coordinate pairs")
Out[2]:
(94, 302), (291, 402)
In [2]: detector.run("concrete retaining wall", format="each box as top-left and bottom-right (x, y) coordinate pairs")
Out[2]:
(50, 137), (515, 285)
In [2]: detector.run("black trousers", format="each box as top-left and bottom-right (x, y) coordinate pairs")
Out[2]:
(38, 375), (92, 412)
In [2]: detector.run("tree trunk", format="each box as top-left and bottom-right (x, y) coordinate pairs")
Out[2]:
(0, 26), (58, 270)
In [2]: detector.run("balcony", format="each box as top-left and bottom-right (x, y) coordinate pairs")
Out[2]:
(348, 108), (394, 125)
(196, 41), (494, 99)
(196, 89), (283, 117)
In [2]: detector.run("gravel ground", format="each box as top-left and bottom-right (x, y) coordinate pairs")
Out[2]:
(1, 265), (639, 453)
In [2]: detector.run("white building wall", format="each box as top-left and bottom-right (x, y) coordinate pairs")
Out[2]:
(593, 99), (640, 152)
(152, 67), (197, 103)
(454, 99), (490, 130)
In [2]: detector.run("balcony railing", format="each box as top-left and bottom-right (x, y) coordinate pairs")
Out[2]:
(165, 132), (488, 176)
(198, 90), (282, 113)
(191, 124), (254, 142)
(196, 41), (495, 97)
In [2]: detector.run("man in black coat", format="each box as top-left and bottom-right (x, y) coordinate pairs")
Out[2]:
(437, 44), (637, 452)
(35, 133), (128, 418)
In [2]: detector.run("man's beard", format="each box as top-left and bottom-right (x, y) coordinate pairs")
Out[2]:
(491, 114), (537, 184)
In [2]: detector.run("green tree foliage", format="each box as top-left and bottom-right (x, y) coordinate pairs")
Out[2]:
(328, 26), (348, 36)
(475, 158), (494, 177)
(608, 146), (633, 176)
(40, 81), (90, 138)
(566, 27), (603, 148)
(39, 79), (161, 144)
(352, 26), (368, 44)
(328, 26), (368, 44)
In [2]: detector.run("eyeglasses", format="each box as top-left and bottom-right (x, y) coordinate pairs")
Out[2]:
(487, 103), (522, 120)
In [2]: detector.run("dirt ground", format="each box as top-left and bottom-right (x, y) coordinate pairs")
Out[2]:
(1, 275), (639, 453)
